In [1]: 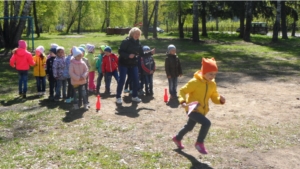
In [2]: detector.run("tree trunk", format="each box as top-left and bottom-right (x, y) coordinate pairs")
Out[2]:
(77, 1), (83, 34)
(192, 0), (199, 42)
(134, 0), (141, 25)
(281, 1), (288, 39)
(105, 1), (110, 29)
(178, 1), (184, 39)
(3, 0), (10, 49)
(12, 1), (32, 49)
(201, 1), (207, 37)
(33, 1), (40, 38)
(238, 2), (245, 38)
(291, 20), (296, 37)
(244, 1), (252, 42)
(153, 0), (159, 39)
(143, 0), (148, 39)
(272, 0), (281, 43)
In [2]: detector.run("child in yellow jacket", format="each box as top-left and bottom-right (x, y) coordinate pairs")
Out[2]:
(32, 46), (47, 96)
(172, 58), (226, 155)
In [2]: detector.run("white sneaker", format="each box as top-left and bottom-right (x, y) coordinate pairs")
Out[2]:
(84, 104), (89, 110)
(116, 98), (122, 104)
(132, 97), (141, 103)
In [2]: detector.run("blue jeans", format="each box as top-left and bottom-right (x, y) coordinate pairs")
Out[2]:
(105, 70), (119, 92)
(175, 112), (211, 143)
(124, 72), (132, 90)
(18, 70), (28, 94)
(55, 79), (67, 99)
(73, 84), (88, 106)
(66, 78), (74, 98)
(168, 77), (178, 96)
(35, 76), (46, 92)
(116, 65), (139, 98)
(144, 74), (153, 93)
(96, 72), (105, 93)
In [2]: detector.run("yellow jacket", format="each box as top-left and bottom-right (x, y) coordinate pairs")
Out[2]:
(32, 55), (47, 77)
(178, 70), (222, 116)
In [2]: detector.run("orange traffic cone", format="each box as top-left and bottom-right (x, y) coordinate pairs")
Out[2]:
(96, 94), (101, 111)
(164, 88), (168, 102)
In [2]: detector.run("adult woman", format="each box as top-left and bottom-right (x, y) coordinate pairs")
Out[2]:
(116, 27), (154, 104)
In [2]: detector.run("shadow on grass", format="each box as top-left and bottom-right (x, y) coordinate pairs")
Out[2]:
(62, 109), (87, 123)
(115, 98), (156, 118)
(174, 149), (214, 169)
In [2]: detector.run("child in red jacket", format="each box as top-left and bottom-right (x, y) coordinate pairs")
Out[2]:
(9, 40), (35, 98)
(102, 46), (119, 94)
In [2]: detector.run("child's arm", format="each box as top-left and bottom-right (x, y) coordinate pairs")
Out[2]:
(141, 57), (151, 74)
(27, 53), (35, 66)
(178, 79), (197, 104)
(210, 86), (226, 105)
(164, 58), (171, 78)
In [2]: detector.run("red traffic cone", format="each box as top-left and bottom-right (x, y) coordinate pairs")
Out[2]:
(96, 94), (101, 111)
(164, 88), (168, 102)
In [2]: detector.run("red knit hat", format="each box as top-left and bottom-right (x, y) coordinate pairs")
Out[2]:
(200, 58), (218, 75)
(18, 40), (27, 49)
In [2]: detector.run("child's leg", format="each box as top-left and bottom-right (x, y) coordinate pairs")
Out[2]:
(62, 79), (67, 98)
(173, 77), (178, 97)
(189, 112), (211, 143)
(72, 85), (79, 109)
(55, 80), (62, 100)
(149, 74), (153, 94)
(49, 76), (55, 98)
(105, 72), (112, 93)
(144, 75), (149, 93)
(81, 85), (88, 105)
(36, 77), (40, 93)
(113, 70), (119, 83)
(167, 78), (173, 96)
(84, 82), (89, 104)
(96, 73), (103, 93)
(88, 71), (96, 90)
(175, 117), (197, 141)
(41, 77), (46, 93)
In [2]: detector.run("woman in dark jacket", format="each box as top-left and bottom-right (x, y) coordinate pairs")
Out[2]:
(116, 27), (154, 104)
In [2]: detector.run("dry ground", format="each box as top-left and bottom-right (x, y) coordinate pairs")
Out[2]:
(63, 68), (300, 168)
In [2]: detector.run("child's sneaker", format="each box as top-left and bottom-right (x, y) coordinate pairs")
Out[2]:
(132, 97), (141, 103)
(116, 98), (122, 104)
(124, 89), (130, 93)
(195, 142), (208, 154)
(73, 104), (79, 110)
(84, 104), (89, 110)
(65, 98), (72, 103)
(172, 136), (184, 149)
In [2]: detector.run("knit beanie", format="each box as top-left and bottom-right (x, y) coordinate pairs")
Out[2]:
(35, 45), (45, 53)
(56, 46), (65, 52)
(86, 43), (95, 53)
(51, 43), (58, 48)
(78, 47), (85, 54)
(100, 45), (107, 51)
(72, 46), (82, 58)
(143, 46), (151, 52)
(200, 58), (218, 75)
(18, 40), (27, 49)
(104, 46), (112, 53)
(79, 44), (86, 49)
(49, 47), (57, 54)
(167, 44), (176, 53)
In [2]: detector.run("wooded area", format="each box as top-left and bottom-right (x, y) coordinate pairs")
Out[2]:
(0, 0), (299, 51)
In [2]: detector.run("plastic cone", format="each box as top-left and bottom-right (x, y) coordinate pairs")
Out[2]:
(96, 94), (101, 111)
(164, 88), (168, 102)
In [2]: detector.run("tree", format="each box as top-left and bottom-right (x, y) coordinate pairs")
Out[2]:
(33, 1), (40, 38)
(244, 1), (252, 42)
(200, 1), (207, 37)
(153, 0), (159, 39)
(142, 0), (149, 39)
(192, 0), (199, 42)
(281, 1), (288, 39)
(272, 0), (281, 43)
(0, 0), (32, 53)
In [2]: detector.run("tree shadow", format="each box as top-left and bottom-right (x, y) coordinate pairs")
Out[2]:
(62, 108), (87, 123)
(174, 149), (214, 169)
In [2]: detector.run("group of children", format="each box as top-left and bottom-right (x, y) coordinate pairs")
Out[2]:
(10, 39), (226, 155)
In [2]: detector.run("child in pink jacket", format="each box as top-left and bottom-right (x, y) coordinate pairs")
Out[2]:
(9, 40), (35, 98)
(69, 47), (89, 110)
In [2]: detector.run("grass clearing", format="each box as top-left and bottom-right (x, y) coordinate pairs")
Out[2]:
(1, 32), (300, 168)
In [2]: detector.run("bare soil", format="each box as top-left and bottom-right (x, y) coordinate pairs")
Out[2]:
(80, 68), (300, 168)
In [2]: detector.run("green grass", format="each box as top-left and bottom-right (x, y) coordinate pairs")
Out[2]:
(1, 32), (300, 168)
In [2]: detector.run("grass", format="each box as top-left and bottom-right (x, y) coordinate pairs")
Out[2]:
(1, 32), (300, 168)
